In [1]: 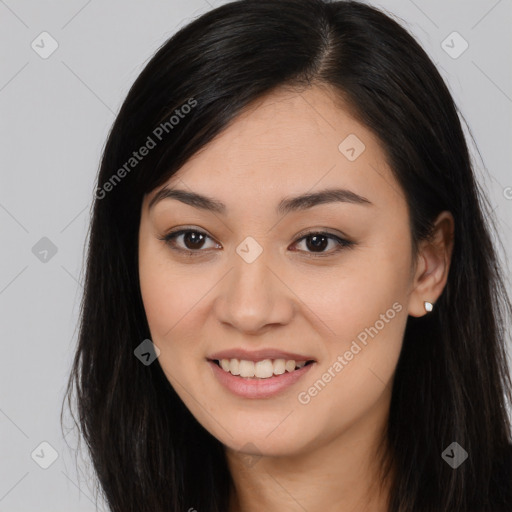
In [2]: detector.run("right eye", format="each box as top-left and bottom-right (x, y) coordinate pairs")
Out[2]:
(158, 228), (221, 254)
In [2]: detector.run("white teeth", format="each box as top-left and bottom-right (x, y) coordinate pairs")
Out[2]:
(230, 358), (240, 375)
(239, 360), (255, 378)
(285, 360), (296, 373)
(255, 359), (274, 378)
(273, 359), (286, 375)
(217, 358), (311, 378)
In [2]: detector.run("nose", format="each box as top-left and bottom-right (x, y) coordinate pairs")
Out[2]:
(214, 246), (295, 335)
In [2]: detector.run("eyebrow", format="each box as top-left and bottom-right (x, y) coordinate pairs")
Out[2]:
(148, 186), (373, 215)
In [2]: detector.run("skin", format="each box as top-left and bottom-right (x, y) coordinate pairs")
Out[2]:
(138, 85), (454, 512)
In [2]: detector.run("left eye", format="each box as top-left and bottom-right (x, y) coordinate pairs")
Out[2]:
(159, 229), (354, 255)
(293, 232), (353, 254)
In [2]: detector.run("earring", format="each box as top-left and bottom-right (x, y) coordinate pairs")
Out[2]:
(424, 301), (434, 313)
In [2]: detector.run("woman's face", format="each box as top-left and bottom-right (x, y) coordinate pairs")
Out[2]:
(138, 86), (425, 457)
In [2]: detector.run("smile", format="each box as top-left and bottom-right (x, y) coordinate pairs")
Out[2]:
(214, 358), (314, 378)
(207, 358), (316, 399)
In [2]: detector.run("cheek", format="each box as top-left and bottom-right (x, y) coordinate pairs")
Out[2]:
(291, 239), (411, 345)
(139, 265), (176, 339)
(138, 245), (228, 435)
(138, 237), (207, 339)
(138, 242), (221, 389)
(291, 238), (411, 414)
(139, 266), (195, 401)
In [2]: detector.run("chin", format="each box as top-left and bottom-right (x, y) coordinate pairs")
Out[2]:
(224, 435), (310, 459)
(208, 414), (318, 457)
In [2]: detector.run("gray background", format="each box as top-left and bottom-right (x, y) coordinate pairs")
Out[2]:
(1, 0), (511, 510)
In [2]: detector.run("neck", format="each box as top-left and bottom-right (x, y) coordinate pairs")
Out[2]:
(225, 401), (394, 512)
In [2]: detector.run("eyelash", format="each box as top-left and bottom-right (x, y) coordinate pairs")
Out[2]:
(157, 227), (355, 258)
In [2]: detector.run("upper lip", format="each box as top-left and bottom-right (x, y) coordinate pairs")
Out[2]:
(208, 348), (316, 362)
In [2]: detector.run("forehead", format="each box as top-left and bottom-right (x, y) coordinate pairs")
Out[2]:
(146, 86), (404, 211)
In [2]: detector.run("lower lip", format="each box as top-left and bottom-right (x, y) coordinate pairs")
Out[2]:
(208, 360), (315, 399)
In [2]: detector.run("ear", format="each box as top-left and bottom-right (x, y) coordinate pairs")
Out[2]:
(408, 211), (455, 317)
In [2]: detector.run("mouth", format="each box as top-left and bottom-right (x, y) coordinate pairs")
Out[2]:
(209, 358), (316, 379)
(207, 356), (316, 399)
(206, 348), (317, 398)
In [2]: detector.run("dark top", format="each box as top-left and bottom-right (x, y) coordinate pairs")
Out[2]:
(488, 442), (512, 511)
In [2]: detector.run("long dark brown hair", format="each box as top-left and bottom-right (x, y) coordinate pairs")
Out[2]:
(61, 1), (512, 510)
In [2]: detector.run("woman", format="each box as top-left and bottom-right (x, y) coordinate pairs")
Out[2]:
(62, 0), (512, 510)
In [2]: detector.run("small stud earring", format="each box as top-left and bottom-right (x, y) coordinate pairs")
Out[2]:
(424, 301), (434, 313)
